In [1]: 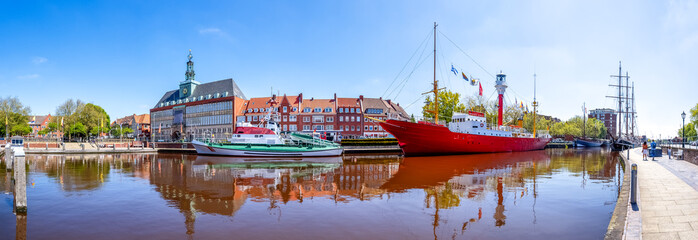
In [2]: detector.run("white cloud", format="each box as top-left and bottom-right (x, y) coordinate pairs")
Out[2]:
(32, 57), (48, 64)
(198, 27), (235, 42)
(199, 27), (223, 34)
(18, 74), (39, 79)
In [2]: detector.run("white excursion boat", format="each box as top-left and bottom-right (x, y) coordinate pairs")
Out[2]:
(192, 106), (343, 157)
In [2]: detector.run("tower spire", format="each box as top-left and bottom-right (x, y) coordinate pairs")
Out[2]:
(185, 49), (195, 82)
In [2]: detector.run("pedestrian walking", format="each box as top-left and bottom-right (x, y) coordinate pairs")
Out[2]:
(650, 140), (657, 161)
(668, 148), (672, 159)
(642, 141), (648, 161)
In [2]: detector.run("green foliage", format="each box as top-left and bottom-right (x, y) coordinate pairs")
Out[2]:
(55, 99), (110, 139)
(549, 116), (607, 138)
(691, 103), (698, 125)
(410, 114), (416, 123)
(522, 112), (553, 134)
(463, 95), (524, 126)
(422, 89), (466, 122)
(110, 126), (133, 138)
(678, 122), (697, 140)
(38, 129), (50, 136)
(68, 122), (87, 138)
(0, 96), (31, 137)
(47, 122), (58, 132)
(11, 124), (31, 136)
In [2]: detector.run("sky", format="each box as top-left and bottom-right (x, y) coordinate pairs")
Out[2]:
(1, 0), (696, 138)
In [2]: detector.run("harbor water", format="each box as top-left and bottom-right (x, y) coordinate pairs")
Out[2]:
(1, 148), (622, 239)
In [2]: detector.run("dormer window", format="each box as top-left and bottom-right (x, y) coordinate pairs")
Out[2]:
(325, 107), (332, 112)
(255, 108), (259, 113)
(314, 108), (321, 112)
(339, 108), (343, 113)
(293, 107), (298, 112)
(304, 107), (311, 112)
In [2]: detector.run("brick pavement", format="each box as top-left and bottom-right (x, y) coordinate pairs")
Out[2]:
(627, 148), (698, 240)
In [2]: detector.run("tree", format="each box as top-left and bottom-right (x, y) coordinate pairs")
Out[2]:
(68, 122), (87, 138)
(0, 96), (31, 137)
(422, 89), (466, 122)
(678, 122), (697, 141)
(522, 112), (553, 134)
(410, 114), (416, 123)
(110, 126), (133, 138)
(464, 95), (524, 127)
(690, 103), (698, 126)
(55, 99), (110, 139)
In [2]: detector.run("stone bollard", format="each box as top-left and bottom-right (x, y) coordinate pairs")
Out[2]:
(13, 156), (27, 213)
(45, 142), (48, 150)
(113, 143), (116, 151)
(630, 163), (637, 205)
(81, 144), (85, 151)
(5, 147), (12, 171)
(62, 143), (65, 151)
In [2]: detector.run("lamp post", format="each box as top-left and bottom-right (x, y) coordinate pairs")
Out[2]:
(681, 111), (686, 149)
(119, 123), (124, 143)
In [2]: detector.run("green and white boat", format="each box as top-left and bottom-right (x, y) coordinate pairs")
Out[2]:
(192, 116), (343, 157)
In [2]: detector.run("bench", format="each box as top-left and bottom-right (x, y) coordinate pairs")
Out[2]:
(674, 149), (684, 160)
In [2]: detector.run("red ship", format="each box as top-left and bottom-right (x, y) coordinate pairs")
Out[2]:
(378, 23), (551, 156)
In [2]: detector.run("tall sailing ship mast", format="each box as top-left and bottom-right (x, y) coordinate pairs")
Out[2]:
(607, 62), (636, 140)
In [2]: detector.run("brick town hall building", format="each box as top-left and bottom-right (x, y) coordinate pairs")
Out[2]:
(150, 51), (247, 141)
(151, 51), (409, 142)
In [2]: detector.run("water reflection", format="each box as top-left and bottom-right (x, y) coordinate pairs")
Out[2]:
(0, 149), (621, 240)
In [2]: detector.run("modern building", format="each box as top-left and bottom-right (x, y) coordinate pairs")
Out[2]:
(150, 50), (247, 142)
(588, 108), (617, 137)
(112, 114), (151, 140)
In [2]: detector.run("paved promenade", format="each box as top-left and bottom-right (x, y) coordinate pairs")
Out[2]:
(626, 148), (698, 240)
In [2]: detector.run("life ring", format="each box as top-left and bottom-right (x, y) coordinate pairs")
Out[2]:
(480, 123), (484, 127)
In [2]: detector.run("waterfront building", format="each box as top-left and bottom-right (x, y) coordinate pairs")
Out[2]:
(588, 108), (617, 137)
(336, 96), (363, 138)
(235, 94), (406, 138)
(150, 50), (247, 142)
(27, 114), (62, 138)
(361, 97), (409, 138)
(112, 114), (151, 140)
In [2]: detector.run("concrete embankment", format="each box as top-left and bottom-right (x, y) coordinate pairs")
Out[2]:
(605, 149), (633, 240)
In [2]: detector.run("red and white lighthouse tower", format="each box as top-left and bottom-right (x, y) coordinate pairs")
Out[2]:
(495, 71), (508, 126)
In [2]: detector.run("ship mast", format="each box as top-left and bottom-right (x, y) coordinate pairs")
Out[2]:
(532, 73), (538, 137)
(422, 22), (444, 124)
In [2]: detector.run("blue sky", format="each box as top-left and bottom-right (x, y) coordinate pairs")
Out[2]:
(1, 0), (696, 138)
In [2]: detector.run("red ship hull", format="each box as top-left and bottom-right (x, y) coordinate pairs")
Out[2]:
(380, 119), (551, 156)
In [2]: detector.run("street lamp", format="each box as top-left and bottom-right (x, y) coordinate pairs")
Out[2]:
(681, 111), (686, 149)
(119, 123), (124, 143)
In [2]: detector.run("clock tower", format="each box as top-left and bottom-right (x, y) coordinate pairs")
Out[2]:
(179, 49), (199, 98)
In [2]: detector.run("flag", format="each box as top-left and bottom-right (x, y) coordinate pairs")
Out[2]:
(451, 65), (458, 75)
(478, 82), (483, 96)
(462, 72), (468, 81)
(32, 116), (36, 123)
(60, 117), (64, 127)
(520, 101), (524, 109)
(158, 123), (162, 134)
